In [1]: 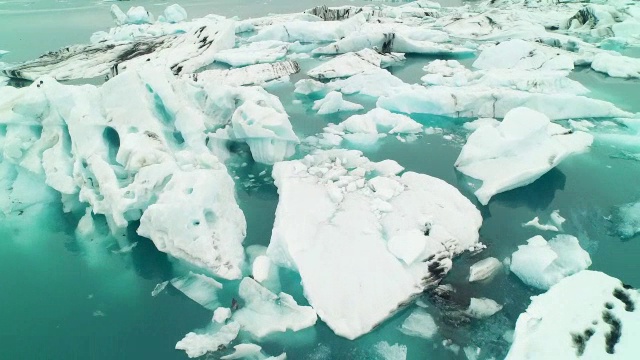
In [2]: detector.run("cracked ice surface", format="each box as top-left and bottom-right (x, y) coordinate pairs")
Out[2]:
(267, 150), (482, 339)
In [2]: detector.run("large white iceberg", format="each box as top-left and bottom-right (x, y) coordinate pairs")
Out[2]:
(267, 150), (482, 339)
(510, 235), (592, 290)
(506, 271), (640, 359)
(455, 107), (594, 205)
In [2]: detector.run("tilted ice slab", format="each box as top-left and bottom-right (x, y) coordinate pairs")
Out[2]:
(213, 41), (289, 67)
(190, 60), (300, 86)
(506, 271), (640, 359)
(2, 19), (236, 80)
(267, 150), (482, 339)
(510, 235), (591, 290)
(455, 107), (594, 205)
(232, 277), (317, 338)
(170, 272), (223, 310)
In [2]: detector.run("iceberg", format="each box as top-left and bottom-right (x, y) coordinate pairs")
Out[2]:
(374, 341), (407, 360)
(189, 60), (300, 86)
(510, 235), (592, 290)
(232, 277), (317, 339)
(111, 5), (154, 26)
(312, 91), (364, 115)
(220, 344), (286, 360)
(3, 20), (236, 80)
(472, 39), (574, 72)
(160, 4), (188, 24)
(307, 49), (392, 80)
(267, 150), (482, 339)
(506, 271), (640, 359)
(248, 13), (366, 43)
(455, 107), (594, 205)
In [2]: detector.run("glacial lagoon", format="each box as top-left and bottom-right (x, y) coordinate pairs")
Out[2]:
(1, 0), (640, 359)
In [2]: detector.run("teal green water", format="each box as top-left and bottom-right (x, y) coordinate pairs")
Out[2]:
(1, 0), (640, 359)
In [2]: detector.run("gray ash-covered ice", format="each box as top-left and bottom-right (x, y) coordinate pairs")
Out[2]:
(507, 271), (640, 359)
(266, 149), (482, 339)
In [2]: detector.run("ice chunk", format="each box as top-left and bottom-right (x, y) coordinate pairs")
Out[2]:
(465, 298), (503, 319)
(312, 91), (364, 115)
(294, 79), (329, 96)
(591, 52), (640, 79)
(220, 344), (285, 360)
(192, 60), (300, 86)
(329, 69), (413, 98)
(161, 4), (188, 24)
(249, 13), (365, 42)
(170, 272), (223, 310)
(374, 341), (407, 360)
(614, 200), (640, 239)
(232, 277), (317, 338)
(400, 309), (438, 339)
(213, 307), (232, 323)
(468, 257), (502, 282)
(510, 235), (592, 290)
(506, 271), (640, 359)
(213, 41), (289, 67)
(267, 150), (482, 339)
(307, 49), (386, 80)
(455, 107), (594, 205)
(522, 217), (559, 232)
(252, 255), (272, 283)
(138, 168), (246, 280)
(463, 118), (500, 132)
(176, 322), (240, 358)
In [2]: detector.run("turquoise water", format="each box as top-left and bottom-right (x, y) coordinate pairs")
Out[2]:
(1, 0), (640, 359)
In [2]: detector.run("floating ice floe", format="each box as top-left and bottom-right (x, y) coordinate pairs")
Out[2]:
(510, 235), (592, 290)
(613, 200), (640, 239)
(111, 5), (154, 26)
(160, 4), (188, 24)
(374, 341), (408, 360)
(232, 277), (317, 338)
(312, 91), (364, 115)
(309, 107), (422, 150)
(220, 344), (286, 360)
(213, 307), (232, 324)
(465, 298), (503, 319)
(307, 49), (398, 80)
(267, 150), (482, 339)
(189, 60), (300, 86)
(468, 257), (502, 282)
(176, 322), (241, 358)
(400, 309), (438, 339)
(455, 107), (594, 205)
(249, 13), (366, 43)
(506, 271), (639, 359)
(522, 217), (559, 232)
(213, 41), (289, 67)
(591, 52), (640, 79)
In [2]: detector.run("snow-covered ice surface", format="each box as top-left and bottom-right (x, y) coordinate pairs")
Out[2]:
(267, 149), (482, 339)
(507, 271), (640, 360)
(1, 0), (640, 359)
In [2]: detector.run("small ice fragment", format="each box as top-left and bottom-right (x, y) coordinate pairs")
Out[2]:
(111, 241), (138, 254)
(522, 217), (558, 232)
(213, 307), (231, 323)
(468, 257), (502, 282)
(151, 281), (169, 297)
(374, 341), (407, 360)
(549, 210), (565, 230)
(400, 309), (438, 339)
(465, 298), (502, 319)
(176, 322), (240, 358)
